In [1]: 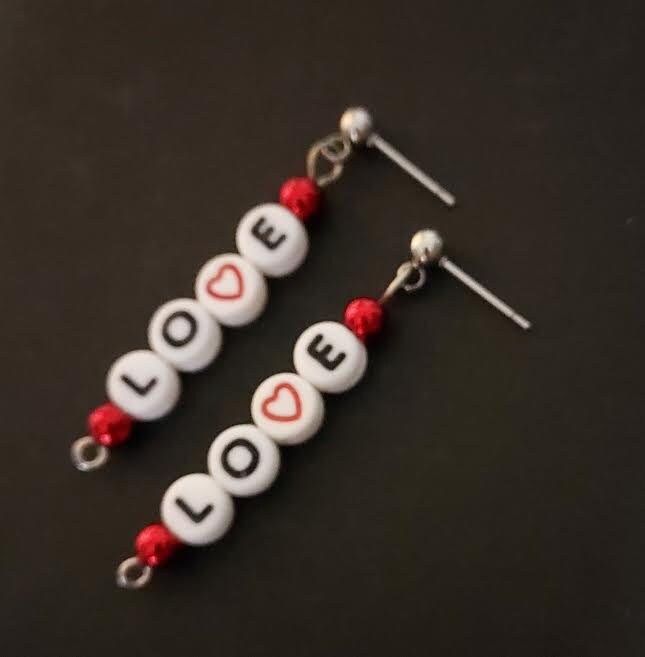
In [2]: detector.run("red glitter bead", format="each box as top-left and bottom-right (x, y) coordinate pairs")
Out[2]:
(344, 297), (384, 341)
(135, 523), (182, 567)
(279, 177), (321, 221)
(87, 403), (133, 448)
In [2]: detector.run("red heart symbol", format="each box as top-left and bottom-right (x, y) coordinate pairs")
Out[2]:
(206, 263), (244, 300)
(261, 382), (302, 423)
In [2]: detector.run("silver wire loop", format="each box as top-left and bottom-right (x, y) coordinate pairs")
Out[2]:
(379, 261), (427, 303)
(70, 435), (110, 472)
(116, 556), (153, 590)
(403, 263), (427, 292)
(306, 133), (352, 187)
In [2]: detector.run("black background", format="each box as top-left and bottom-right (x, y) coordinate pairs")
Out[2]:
(2, 2), (644, 656)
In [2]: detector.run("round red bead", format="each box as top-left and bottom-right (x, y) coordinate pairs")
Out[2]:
(135, 523), (182, 567)
(344, 297), (384, 341)
(279, 177), (321, 221)
(87, 403), (133, 448)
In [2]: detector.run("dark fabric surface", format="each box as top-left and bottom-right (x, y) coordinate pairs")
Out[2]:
(1, 2), (644, 656)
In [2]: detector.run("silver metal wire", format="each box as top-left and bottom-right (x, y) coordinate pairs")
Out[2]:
(367, 133), (456, 207)
(70, 435), (109, 472)
(116, 556), (153, 590)
(306, 133), (352, 187)
(379, 261), (427, 304)
(438, 256), (532, 330)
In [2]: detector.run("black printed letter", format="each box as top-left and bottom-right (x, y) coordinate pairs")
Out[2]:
(306, 334), (346, 371)
(162, 310), (198, 347)
(251, 217), (287, 250)
(120, 374), (158, 396)
(221, 438), (260, 478)
(174, 498), (214, 523)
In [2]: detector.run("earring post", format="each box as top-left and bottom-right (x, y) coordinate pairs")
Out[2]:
(438, 256), (532, 330)
(367, 133), (456, 207)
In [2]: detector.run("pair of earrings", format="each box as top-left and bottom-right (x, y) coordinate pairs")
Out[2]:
(69, 107), (531, 589)
(70, 107), (456, 471)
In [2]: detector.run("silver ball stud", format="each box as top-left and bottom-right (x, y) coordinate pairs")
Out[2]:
(339, 107), (374, 145)
(410, 229), (444, 265)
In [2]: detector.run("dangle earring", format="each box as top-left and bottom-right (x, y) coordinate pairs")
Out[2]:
(69, 107), (456, 472)
(114, 227), (531, 589)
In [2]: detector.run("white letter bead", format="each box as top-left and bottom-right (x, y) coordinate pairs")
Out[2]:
(293, 321), (367, 393)
(251, 372), (324, 445)
(106, 349), (181, 421)
(195, 253), (268, 327)
(207, 424), (280, 497)
(235, 203), (308, 277)
(148, 298), (223, 372)
(160, 473), (234, 546)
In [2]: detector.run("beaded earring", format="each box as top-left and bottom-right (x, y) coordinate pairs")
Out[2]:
(115, 228), (531, 589)
(70, 108), (456, 472)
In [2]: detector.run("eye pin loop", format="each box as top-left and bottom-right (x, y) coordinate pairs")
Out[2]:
(306, 133), (352, 187)
(379, 261), (427, 304)
(70, 435), (110, 472)
(403, 265), (427, 293)
(116, 556), (153, 590)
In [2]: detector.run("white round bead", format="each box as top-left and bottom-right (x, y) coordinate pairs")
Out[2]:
(195, 253), (268, 327)
(235, 203), (308, 278)
(106, 349), (180, 421)
(160, 473), (234, 546)
(293, 321), (368, 393)
(251, 372), (324, 445)
(147, 298), (223, 372)
(207, 424), (280, 497)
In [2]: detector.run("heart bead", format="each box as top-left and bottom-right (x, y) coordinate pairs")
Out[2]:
(195, 253), (268, 327)
(251, 372), (324, 445)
